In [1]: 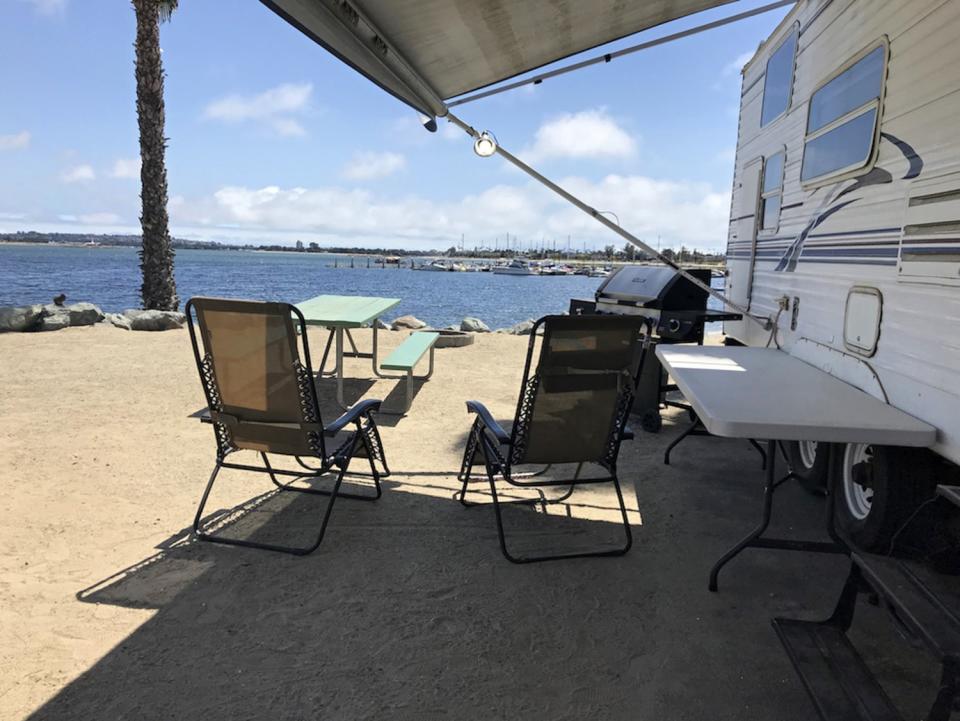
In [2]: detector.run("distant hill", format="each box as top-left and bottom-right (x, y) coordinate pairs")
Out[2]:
(0, 231), (226, 250)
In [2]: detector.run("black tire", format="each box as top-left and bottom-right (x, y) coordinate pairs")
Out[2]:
(640, 410), (662, 434)
(834, 445), (938, 552)
(786, 441), (829, 495)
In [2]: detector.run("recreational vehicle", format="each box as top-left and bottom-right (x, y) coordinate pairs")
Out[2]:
(724, 0), (960, 548)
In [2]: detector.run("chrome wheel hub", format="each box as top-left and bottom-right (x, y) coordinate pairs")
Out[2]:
(842, 443), (874, 521)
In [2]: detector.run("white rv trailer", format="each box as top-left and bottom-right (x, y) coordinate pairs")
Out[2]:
(724, 0), (960, 545)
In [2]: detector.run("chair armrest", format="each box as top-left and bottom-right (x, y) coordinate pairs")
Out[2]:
(465, 400), (510, 444)
(324, 399), (382, 436)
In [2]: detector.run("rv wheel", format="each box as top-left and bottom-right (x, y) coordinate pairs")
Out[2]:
(786, 441), (828, 494)
(834, 445), (936, 551)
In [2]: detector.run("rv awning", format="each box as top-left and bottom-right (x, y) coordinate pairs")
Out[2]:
(261, 0), (736, 117)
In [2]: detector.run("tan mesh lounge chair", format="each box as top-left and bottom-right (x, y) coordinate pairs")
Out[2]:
(186, 297), (389, 555)
(458, 314), (641, 563)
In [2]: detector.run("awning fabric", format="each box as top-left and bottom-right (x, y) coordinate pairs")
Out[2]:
(262, 0), (736, 117)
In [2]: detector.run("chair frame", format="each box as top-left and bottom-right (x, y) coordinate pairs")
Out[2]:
(186, 298), (390, 556)
(458, 315), (637, 563)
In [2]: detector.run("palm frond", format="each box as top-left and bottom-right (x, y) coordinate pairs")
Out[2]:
(158, 0), (178, 23)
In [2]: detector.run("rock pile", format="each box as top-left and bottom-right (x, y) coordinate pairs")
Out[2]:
(0, 302), (185, 333)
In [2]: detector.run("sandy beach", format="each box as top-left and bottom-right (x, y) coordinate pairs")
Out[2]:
(0, 324), (939, 720)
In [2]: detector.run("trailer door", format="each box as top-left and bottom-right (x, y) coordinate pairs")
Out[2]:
(728, 158), (763, 309)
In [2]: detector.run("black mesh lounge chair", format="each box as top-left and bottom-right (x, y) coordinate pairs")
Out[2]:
(458, 314), (641, 563)
(186, 297), (389, 555)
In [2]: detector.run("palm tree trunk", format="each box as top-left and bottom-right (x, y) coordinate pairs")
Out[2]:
(133, 0), (178, 311)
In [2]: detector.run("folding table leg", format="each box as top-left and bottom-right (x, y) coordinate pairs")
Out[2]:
(708, 439), (846, 592)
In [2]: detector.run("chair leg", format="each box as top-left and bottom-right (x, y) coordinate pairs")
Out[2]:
(262, 452), (379, 501)
(476, 443), (632, 563)
(192, 444), (356, 555)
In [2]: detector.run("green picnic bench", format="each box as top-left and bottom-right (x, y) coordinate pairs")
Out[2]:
(380, 331), (439, 414)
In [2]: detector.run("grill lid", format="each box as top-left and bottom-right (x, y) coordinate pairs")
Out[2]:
(595, 266), (711, 310)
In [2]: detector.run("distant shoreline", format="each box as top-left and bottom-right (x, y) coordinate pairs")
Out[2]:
(0, 241), (724, 269)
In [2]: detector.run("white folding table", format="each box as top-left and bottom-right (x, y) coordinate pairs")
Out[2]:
(656, 345), (937, 591)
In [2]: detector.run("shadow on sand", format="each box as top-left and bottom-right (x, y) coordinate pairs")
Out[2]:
(33, 456), (641, 720)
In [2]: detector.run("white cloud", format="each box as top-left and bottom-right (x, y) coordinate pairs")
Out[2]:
(0, 131), (31, 151)
(60, 164), (95, 183)
(714, 146), (736, 164)
(168, 173), (730, 251)
(0, 212), (27, 220)
(723, 51), (756, 78)
(522, 109), (636, 162)
(203, 82), (312, 137)
(109, 157), (141, 179)
(342, 151), (406, 181)
(440, 121), (464, 142)
(19, 0), (66, 16)
(78, 212), (121, 225)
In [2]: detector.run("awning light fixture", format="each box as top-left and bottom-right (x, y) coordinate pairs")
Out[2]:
(473, 131), (497, 157)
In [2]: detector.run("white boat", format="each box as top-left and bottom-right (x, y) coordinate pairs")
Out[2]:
(491, 259), (537, 276)
(417, 259), (449, 271)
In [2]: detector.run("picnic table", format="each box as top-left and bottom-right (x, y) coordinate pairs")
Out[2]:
(297, 295), (400, 409)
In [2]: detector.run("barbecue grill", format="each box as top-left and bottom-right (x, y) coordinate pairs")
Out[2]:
(569, 265), (740, 432)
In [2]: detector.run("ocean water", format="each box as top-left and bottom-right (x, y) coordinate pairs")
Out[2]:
(0, 244), (615, 329)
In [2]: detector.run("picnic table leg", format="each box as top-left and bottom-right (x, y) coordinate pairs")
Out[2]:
(317, 327), (336, 376)
(335, 327), (348, 409)
(371, 322), (389, 378)
(709, 439), (777, 592)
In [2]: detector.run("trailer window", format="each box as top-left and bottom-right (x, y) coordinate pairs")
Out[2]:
(760, 151), (785, 231)
(760, 30), (798, 127)
(801, 43), (886, 183)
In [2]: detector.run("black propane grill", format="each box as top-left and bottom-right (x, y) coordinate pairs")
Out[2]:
(569, 265), (741, 432)
(595, 266), (713, 342)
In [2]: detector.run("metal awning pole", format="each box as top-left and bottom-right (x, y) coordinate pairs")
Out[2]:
(446, 111), (769, 328)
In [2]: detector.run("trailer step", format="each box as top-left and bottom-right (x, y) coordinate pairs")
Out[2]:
(772, 617), (902, 721)
(853, 552), (960, 661)
(936, 484), (960, 509)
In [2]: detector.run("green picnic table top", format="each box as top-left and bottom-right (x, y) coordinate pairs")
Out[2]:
(296, 294), (401, 328)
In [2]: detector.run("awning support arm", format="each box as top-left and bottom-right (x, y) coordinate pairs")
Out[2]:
(447, 0), (796, 109)
(446, 111), (770, 329)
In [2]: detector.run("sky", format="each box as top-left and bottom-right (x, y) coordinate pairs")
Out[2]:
(0, 0), (790, 252)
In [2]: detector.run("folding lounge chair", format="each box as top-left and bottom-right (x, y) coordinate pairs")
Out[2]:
(186, 297), (390, 555)
(458, 314), (641, 563)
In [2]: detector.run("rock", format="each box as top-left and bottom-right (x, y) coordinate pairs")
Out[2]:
(64, 302), (104, 326)
(372, 318), (390, 330)
(35, 302), (104, 331)
(122, 309), (186, 331)
(391, 315), (426, 330)
(444, 324), (459, 332)
(460, 317), (490, 333)
(0, 304), (43, 332)
(508, 319), (535, 336)
(38, 308), (71, 332)
(105, 312), (132, 330)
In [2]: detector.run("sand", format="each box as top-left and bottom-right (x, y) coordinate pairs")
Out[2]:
(0, 324), (939, 720)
